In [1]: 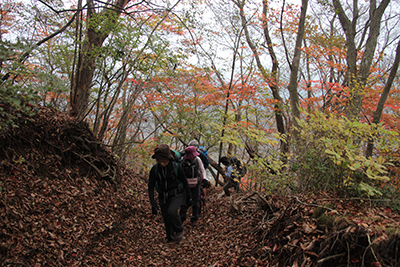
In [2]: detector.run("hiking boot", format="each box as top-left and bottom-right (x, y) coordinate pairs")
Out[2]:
(173, 231), (183, 242)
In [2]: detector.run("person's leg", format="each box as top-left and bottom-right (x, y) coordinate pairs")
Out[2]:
(223, 180), (234, 196)
(179, 191), (188, 223)
(234, 181), (240, 192)
(159, 200), (174, 242)
(168, 193), (184, 237)
(190, 183), (201, 224)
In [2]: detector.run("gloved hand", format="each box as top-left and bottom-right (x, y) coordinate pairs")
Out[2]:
(186, 198), (193, 207)
(151, 202), (159, 215)
(202, 179), (211, 188)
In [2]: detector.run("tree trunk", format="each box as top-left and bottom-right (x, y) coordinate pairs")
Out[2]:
(333, 0), (390, 121)
(261, 0), (288, 157)
(69, 0), (129, 120)
(237, 0), (289, 158)
(365, 38), (400, 158)
(287, 0), (308, 133)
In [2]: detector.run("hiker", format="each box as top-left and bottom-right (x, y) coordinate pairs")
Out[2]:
(187, 140), (211, 216)
(220, 156), (247, 196)
(187, 140), (209, 169)
(148, 144), (192, 243)
(179, 146), (207, 227)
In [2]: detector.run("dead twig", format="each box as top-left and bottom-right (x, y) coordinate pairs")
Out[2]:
(317, 252), (346, 264)
(293, 196), (334, 212)
(2, 161), (36, 178)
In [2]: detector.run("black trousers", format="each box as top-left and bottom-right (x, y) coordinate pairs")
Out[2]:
(223, 179), (239, 196)
(180, 181), (201, 223)
(159, 192), (184, 242)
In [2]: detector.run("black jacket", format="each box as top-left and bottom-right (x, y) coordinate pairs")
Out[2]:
(148, 161), (191, 204)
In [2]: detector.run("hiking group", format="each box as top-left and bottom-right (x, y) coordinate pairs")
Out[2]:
(147, 141), (245, 243)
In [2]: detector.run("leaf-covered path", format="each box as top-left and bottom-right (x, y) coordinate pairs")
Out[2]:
(121, 186), (265, 266)
(1, 105), (400, 266)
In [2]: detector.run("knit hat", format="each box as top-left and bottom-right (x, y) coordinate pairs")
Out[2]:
(188, 139), (199, 148)
(151, 144), (174, 161)
(220, 156), (231, 166)
(184, 146), (199, 160)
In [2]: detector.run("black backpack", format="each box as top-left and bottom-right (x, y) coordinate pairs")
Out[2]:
(180, 158), (200, 178)
(231, 157), (247, 179)
(154, 161), (181, 193)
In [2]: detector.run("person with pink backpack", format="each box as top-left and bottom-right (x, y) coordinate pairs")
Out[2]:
(179, 146), (207, 227)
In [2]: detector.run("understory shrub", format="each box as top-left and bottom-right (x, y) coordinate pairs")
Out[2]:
(291, 110), (399, 198)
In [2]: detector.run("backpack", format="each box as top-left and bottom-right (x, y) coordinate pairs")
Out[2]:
(199, 146), (208, 156)
(154, 161), (181, 193)
(198, 150), (209, 169)
(231, 157), (247, 180)
(180, 158), (200, 188)
(171, 149), (183, 163)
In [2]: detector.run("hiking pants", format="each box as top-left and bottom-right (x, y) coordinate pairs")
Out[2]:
(159, 192), (184, 242)
(180, 181), (201, 223)
(223, 180), (239, 196)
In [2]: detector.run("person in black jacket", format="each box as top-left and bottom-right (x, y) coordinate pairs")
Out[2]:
(148, 144), (192, 243)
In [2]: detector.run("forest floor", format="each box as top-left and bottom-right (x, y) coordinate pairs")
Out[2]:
(1, 104), (400, 267)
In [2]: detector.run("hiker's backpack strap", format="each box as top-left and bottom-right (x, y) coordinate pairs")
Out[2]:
(154, 162), (180, 192)
(171, 161), (179, 177)
(171, 161), (183, 191)
(154, 163), (160, 192)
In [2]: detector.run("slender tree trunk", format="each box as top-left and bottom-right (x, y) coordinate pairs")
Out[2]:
(365, 38), (400, 158)
(333, 0), (390, 121)
(69, 0), (129, 120)
(216, 34), (240, 187)
(261, 0), (288, 157)
(287, 0), (308, 134)
(237, 0), (289, 159)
